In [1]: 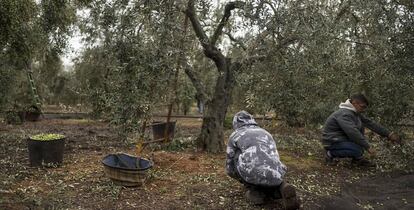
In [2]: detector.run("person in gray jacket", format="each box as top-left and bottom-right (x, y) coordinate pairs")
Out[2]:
(322, 94), (400, 166)
(226, 111), (299, 209)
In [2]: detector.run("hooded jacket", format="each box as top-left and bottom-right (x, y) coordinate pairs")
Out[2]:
(322, 99), (390, 150)
(226, 111), (286, 187)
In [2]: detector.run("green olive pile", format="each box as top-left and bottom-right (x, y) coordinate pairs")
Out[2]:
(30, 133), (65, 141)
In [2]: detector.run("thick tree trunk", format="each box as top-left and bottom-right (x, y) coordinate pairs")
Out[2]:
(185, 0), (243, 153)
(198, 60), (235, 152)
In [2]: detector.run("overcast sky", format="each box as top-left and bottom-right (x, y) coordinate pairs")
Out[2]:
(61, 0), (230, 66)
(61, 26), (84, 66)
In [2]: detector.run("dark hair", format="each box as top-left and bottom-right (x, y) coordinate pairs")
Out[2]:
(350, 93), (369, 106)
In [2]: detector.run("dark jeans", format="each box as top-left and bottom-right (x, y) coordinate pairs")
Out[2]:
(232, 163), (282, 199)
(325, 141), (364, 159)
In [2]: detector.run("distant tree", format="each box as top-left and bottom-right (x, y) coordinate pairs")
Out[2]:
(0, 0), (76, 110)
(76, 0), (185, 139)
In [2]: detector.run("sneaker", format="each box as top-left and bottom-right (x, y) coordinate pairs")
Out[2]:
(351, 158), (376, 167)
(280, 182), (300, 210)
(245, 189), (265, 205)
(325, 151), (339, 166)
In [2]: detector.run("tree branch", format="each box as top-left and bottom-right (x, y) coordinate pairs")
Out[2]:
(333, 37), (375, 48)
(224, 32), (247, 50)
(185, 0), (228, 69)
(277, 36), (298, 49)
(185, 0), (210, 49)
(263, 1), (277, 15)
(182, 60), (209, 103)
(210, 1), (245, 46)
(335, 1), (350, 22)
(240, 34), (299, 67)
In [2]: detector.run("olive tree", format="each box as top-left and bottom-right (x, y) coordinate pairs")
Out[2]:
(0, 0), (76, 111)
(75, 0), (186, 139)
(235, 0), (414, 126)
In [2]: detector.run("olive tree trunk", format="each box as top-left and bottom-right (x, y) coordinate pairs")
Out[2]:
(185, 0), (244, 152)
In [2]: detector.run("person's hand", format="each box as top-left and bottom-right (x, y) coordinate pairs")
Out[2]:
(388, 132), (401, 144)
(367, 147), (376, 157)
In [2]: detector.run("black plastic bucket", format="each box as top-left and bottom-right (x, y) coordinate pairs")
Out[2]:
(28, 137), (65, 167)
(24, 106), (41, 121)
(25, 111), (41, 121)
(151, 121), (176, 141)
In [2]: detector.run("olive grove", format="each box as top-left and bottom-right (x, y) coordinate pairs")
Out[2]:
(1, 0), (413, 152)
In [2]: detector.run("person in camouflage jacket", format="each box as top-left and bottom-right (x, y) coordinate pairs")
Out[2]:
(226, 111), (299, 209)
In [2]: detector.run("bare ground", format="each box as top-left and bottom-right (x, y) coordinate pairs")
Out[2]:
(0, 118), (413, 209)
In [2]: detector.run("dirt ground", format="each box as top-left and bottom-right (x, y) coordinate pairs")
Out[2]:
(0, 118), (413, 209)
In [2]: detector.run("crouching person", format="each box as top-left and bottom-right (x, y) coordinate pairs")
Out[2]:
(322, 94), (400, 166)
(226, 111), (300, 209)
